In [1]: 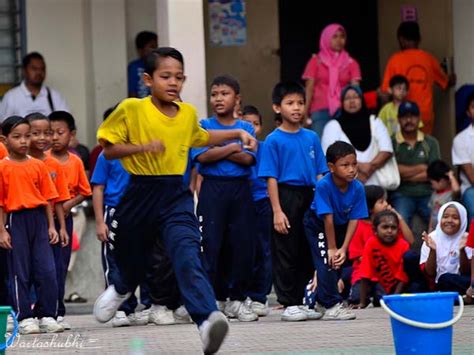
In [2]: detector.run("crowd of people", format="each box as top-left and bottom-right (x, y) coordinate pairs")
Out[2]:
(0, 21), (473, 354)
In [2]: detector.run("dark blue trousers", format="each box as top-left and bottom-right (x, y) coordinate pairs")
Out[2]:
(52, 214), (73, 317)
(437, 273), (471, 294)
(197, 176), (256, 302)
(110, 176), (216, 326)
(247, 197), (273, 304)
(304, 210), (347, 308)
(0, 249), (8, 305)
(7, 208), (58, 321)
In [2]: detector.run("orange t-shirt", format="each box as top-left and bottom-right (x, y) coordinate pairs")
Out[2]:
(43, 155), (70, 203)
(0, 143), (8, 160)
(48, 152), (91, 199)
(0, 157), (58, 213)
(381, 49), (448, 134)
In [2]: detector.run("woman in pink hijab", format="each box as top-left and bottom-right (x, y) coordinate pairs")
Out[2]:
(302, 24), (361, 136)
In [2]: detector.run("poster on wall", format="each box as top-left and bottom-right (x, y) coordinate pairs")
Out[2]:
(209, 0), (246, 47)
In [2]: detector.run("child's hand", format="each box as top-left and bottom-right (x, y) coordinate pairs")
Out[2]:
(142, 140), (166, 154)
(96, 221), (109, 242)
(59, 228), (69, 247)
(309, 271), (318, 292)
(274, 211), (290, 234)
(0, 229), (12, 249)
(333, 248), (347, 269)
(239, 130), (258, 151)
(48, 227), (59, 245)
(459, 235), (467, 251)
(422, 231), (436, 250)
(327, 248), (337, 267)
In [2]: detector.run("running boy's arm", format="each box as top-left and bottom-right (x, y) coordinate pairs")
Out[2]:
(207, 129), (257, 151)
(55, 202), (69, 247)
(102, 140), (165, 160)
(46, 202), (59, 245)
(92, 184), (108, 242)
(267, 177), (290, 235)
(0, 207), (11, 249)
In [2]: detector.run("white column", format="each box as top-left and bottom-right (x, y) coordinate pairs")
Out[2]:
(156, 0), (208, 118)
(453, 0), (474, 88)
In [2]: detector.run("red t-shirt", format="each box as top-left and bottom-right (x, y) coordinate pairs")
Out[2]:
(467, 221), (474, 248)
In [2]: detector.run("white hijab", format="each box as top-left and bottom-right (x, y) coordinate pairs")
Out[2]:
(420, 201), (468, 282)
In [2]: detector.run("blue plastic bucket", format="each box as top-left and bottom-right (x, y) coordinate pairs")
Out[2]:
(0, 307), (18, 355)
(381, 292), (463, 355)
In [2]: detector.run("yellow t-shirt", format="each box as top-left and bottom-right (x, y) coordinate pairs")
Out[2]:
(97, 97), (209, 175)
(378, 102), (400, 137)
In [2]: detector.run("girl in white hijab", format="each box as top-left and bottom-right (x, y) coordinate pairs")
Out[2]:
(420, 201), (472, 294)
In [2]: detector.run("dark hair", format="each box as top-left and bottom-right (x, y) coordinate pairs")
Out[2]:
(144, 47), (184, 76)
(427, 159), (451, 182)
(135, 31), (158, 50)
(22, 52), (44, 68)
(25, 112), (48, 123)
(1, 115), (30, 136)
(103, 105), (118, 121)
(465, 92), (474, 113)
(48, 111), (76, 131)
(326, 141), (356, 164)
(389, 75), (409, 89)
(365, 185), (387, 212)
(373, 210), (399, 229)
(272, 81), (305, 105)
(242, 105), (262, 124)
(211, 74), (240, 95)
(397, 21), (420, 42)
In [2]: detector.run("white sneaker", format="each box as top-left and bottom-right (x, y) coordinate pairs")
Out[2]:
(94, 285), (131, 323)
(111, 311), (131, 327)
(224, 300), (258, 322)
(57, 316), (71, 330)
(149, 305), (175, 325)
(216, 300), (226, 313)
(251, 301), (269, 317)
(281, 306), (307, 322)
(322, 302), (356, 320)
(19, 318), (40, 335)
(298, 305), (323, 320)
(128, 309), (150, 326)
(39, 317), (64, 333)
(199, 311), (229, 354)
(174, 305), (193, 324)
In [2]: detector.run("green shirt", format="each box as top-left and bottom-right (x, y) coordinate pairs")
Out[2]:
(392, 131), (440, 197)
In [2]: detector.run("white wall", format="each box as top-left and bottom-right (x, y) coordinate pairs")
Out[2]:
(125, 0), (157, 61)
(453, 0), (474, 88)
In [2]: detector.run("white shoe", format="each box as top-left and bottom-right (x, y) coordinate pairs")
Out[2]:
(149, 305), (175, 325)
(39, 317), (64, 333)
(199, 311), (229, 354)
(57, 316), (71, 330)
(111, 311), (131, 327)
(174, 305), (193, 324)
(128, 309), (150, 326)
(216, 300), (226, 313)
(298, 305), (323, 320)
(224, 299), (258, 322)
(281, 306), (307, 322)
(322, 302), (356, 320)
(19, 318), (40, 335)
(94, 285), (131, 323)
(251, 301), (269, 317)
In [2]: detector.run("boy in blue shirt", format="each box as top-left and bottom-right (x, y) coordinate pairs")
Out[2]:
(127, 31), (157, 98)
(192, 75), (258, 322)
(242, 105), (272, 316)
(258, 82), (328, 322)
(304, 141), (368, 320)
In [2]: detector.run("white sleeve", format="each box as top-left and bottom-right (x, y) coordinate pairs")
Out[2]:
(0, 92), (13, 122)
(373, 117), (393, 152)
(419, 242), (430, 264)
(321, 120), (342, 153)
(465, 246), (473, 260)
(451, 134), (470, 165)
(51, 89), (70, 112)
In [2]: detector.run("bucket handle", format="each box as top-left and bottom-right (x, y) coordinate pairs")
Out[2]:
(380, 295), (464, 330)
(0, 309), (18, 351)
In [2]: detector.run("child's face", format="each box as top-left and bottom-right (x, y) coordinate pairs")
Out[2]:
(51, 120), (73, 153)
(375, 216), (398, 245)
(391, 83), (408, 102)
(466, 100), (474, 121)
(342, 89), (362, 114)
(242, 114), (262, 136)
(330, 30), (346, 52)
(273, 93), (305, 125)
(138, 39), (158, 59)
(30, 119), (51, 152)
(372, 197), (389, 215)
(144, 56), (185, 103)
(210, 84), (239, 117)
(430, 178), (449, 192)
(440, 206), (461, 235)
(329, 153), (358, 183)
(5, 123), (30, 156)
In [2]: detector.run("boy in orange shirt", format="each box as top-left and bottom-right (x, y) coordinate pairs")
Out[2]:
(48, 111), (92, 329)
(0, 115), (63, 334)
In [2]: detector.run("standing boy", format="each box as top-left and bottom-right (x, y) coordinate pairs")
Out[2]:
(304, 141), (368, 320)
(258, 82), (328, 322)
(94, 47), (256, 354)
(128, 31), (158, 98)
(192, 75), (258, 322)
(378, 75), (410, 136)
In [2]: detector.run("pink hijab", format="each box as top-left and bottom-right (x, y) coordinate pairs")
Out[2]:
(318, 24), (352, 115)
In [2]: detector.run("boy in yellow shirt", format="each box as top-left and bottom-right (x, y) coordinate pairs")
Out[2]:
(378, 75), (409, 136)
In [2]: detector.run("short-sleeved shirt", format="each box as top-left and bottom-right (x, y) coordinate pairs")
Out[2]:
(378, 102), (400, 137)
(302, 54), (361, 113)
(392, 131), (441, 197)
(428, 189), (454, 227)
(91, 152), (130, 207)
(250, 140), (268, 202)
(0, 143), (8, 159)
(97, 98), (209, 176)
(127, 59), (150, 98)
(258, 128), (327, 187)
(311, 173), (368, 225)
(43, 155), (70, 204)
(52, 152), (92, 199)
(381, 49), (448, 130)
(191, 117), (255, 177)
(0, 157), (58, 212)
(359, 236), (410, 293)
(451, 124), (474, 194)
(467, 222), (474, 248)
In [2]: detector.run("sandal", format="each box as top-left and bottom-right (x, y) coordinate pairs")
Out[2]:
(65, 292), (88, 303)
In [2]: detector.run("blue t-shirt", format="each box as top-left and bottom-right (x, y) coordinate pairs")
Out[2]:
(250, 140), (268, 201)
(258, 128), (327, 186)
(312, 173), (368, 225)
(91, 152), (130, 207)
(127, 58), (150, 98)
(191, 117), (256, 177)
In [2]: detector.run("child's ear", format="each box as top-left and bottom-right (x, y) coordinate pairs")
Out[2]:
(388, 88), (393, 95)
(272, 104), (281, 114)
(327, 162), (335, 173)
(71, 129), (77, 137)
(143, 72), (153, 88)
(0, 135), (6, 144)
